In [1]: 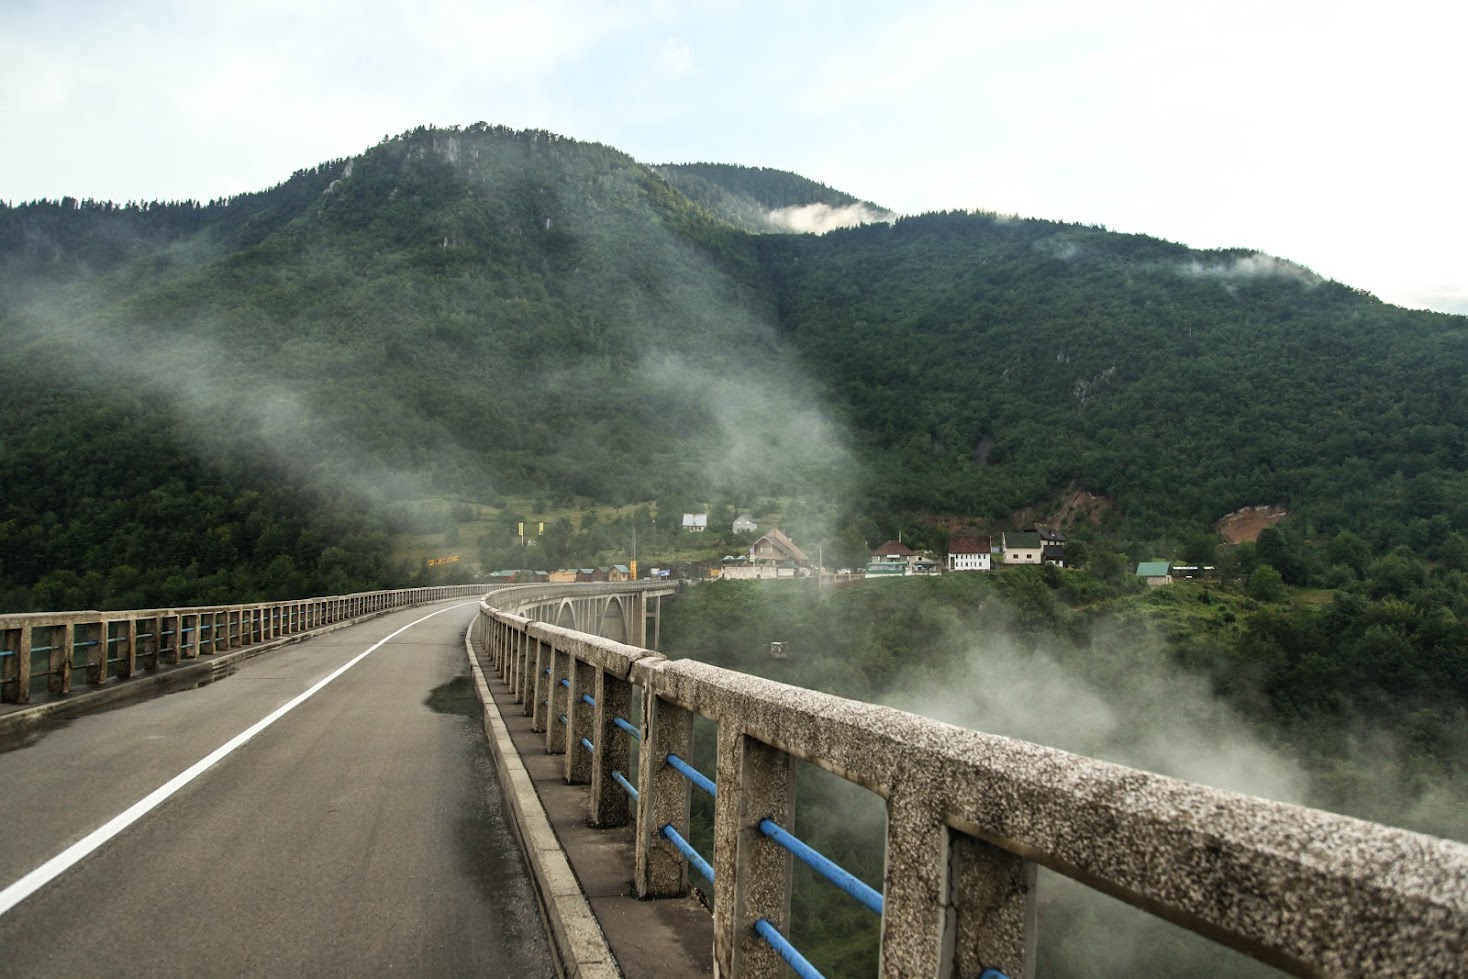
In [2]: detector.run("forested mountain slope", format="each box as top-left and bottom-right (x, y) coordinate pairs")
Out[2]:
(761, 211), (1468, 547)
(3, 123), (1466, 610)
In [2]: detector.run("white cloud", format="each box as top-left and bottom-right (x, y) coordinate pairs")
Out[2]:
(657, 36), (696, 79)
(1183, 253), (1323, 285)
(763, 202), (895, 235)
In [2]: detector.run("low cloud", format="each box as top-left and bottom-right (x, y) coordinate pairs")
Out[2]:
(884, 624), (1307, 803)
(763, 202), (895, 235)
(1183, 252), (1322, 285)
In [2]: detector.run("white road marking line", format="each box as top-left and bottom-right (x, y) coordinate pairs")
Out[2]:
(0, 601), (477, 918)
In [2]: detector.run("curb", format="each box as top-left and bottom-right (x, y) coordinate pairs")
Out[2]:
(463, 621), (622, 979)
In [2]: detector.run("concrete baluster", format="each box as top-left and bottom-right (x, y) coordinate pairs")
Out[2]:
(164, 614), (181, 664)
(635, 688), (692, 898)
(518, 631), (536, 710)
(180, 612), (197, 660)
(547, 644), (570, 755)
(114, 617), (135, 680)
(942, 830), (1037, 979)
(139, 615), (159, 672)
(49, 622), (74, 694)
(879, 792), (1036, 979)
(530, 638), (549, 732)
(1, 625), (23, 703)
(589, 668), (632, 828)
(713, 731), (794, 979)
(513, 628), (528, 702)
(83, 620), (105, 685)
(18, 624), (35, 703)
(565, 656), (596, 784)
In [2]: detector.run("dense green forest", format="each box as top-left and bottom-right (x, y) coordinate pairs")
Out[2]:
(3, 122), (1467, 609)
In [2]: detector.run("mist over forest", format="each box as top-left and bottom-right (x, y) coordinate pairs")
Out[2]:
(5, 120), (1467, 975)
(4, 124), (1467, 883)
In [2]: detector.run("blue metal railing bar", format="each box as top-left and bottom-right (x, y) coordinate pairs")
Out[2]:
(581, 693), (595, 707)
(613, 716), (641, 740)
(667, 753), (716, 798)
(753, 918), (823, 979)
(758, 818), (883, 915)
(661, 824), (714, 883)
(581, 737), (595, 754)
(559, 714), (569, 726)
(559, 678), (570, 688)
(612, 770), (639, 801)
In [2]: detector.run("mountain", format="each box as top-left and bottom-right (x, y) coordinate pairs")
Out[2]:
(2, 123), (1467, 610)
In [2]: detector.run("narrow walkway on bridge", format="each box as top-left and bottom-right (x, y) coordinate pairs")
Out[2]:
(0, 600), (554, 977)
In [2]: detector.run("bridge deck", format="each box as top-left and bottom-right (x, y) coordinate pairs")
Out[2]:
(0, 601), (556, 976)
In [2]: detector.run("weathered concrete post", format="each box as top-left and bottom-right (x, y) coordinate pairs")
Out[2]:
(506, 626), (521, 700)
(565, 656), (597, 784)
(713, 730), (794, 979)
(113, 617), (135, 680)
(880, 792), (1036, 979)
(49, 622), (73, 694)
(160, 614), (179, 665)
(531, 638), (549, 732)
(15, 624), (34, 703)
(1, 625), (21, 703)
(547, 644), (570, 755)
(488, 617), (502, 672)
(590, 668), (632, 828)
(83, 621), (105, 685)
(179, 612), (197, 660)
(519, 633), (536, 716)
(636, 686), (693, 898)
(138, 615), (158, 672)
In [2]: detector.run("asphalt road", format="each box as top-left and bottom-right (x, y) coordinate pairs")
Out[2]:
(0, 601), (554, 977)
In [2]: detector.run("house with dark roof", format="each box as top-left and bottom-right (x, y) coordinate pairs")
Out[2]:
(1001, 531), (1044, 564)
(947, 534), (992, 571)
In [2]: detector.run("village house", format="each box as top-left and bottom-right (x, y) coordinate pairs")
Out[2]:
(732, 514), (758, 534)
(867, 539), (914, 576)
(721, 528), (811, 579)
(682, 513), (708, 532)
(1136, 561), (1172, 586)
(946, 534), (992, 571)
(1001, 531), (1044, 564)
(1002, 527), (1065, 566)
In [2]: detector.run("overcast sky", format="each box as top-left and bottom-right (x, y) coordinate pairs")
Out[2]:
(3, 0), (1463, 313)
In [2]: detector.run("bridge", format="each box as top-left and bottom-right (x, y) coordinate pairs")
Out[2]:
(1, 582), (1465, 977)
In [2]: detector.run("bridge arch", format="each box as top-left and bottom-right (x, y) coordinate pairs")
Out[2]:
(596, 594), (628, 643)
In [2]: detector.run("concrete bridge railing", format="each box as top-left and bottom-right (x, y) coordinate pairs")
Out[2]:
(0, 585), (488, 706)
(477, 581), (1468, 979)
